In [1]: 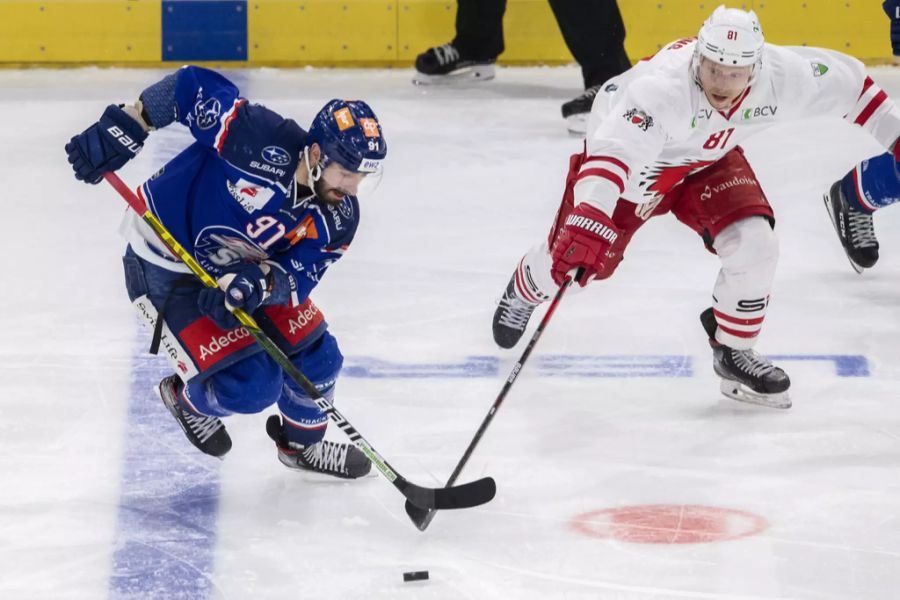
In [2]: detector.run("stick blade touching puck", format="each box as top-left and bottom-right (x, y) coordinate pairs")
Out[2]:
(402, 571), (429, 582)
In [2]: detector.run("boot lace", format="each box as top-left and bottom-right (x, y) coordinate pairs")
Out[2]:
(497, 292), (537, 331)
(848, 210), (877, 248)
(433, 44), (460, 66)
(182, 410), (225, 444)
(303, 440), (349, 474)
(730, 348), (776, 379)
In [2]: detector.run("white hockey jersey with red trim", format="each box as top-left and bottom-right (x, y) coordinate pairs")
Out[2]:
(575, 39), (900, 217)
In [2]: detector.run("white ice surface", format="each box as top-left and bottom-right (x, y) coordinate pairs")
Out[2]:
(1, 65), (900, 599)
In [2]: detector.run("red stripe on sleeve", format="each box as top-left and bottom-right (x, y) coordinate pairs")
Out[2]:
(854, 90), (887, 126)
(215, 99), (246, 153)
(575, 168), (624, 193)
(582, 155), (631, 177)
(858, 76), (874, 100)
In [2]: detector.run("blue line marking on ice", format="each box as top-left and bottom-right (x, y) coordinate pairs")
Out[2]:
(539, 354), (694, 377)
(108, 350), (221, 600)
(341, 355), (499, 378)
(768, 354), (870, 377)
(340, 354), (869, 379)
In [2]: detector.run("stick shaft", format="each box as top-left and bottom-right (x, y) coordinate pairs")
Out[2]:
(448, 277), (573, 484)
(407, 272), (576, 529)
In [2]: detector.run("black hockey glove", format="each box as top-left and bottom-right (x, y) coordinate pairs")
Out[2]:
(65, 104), (148, 184)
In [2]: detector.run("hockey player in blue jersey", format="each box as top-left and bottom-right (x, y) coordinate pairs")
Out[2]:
(65, 66), (386, 479)
(824, 150), (894, 274)
(823, 3), (900, 274)
(823, 77), (900, 274)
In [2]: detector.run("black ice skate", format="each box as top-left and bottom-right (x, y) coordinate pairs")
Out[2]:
(700, 308), (791, 409)
(266, 415), (372, 479)
(156, 375), (232, 458)
(492, 273), (541, 349)
(561, 84), (602, 135)
(823, 180), (879, 273)
(412, 42), (496, 85)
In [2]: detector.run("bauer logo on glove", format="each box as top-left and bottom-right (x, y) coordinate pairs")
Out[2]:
(105, 125), (144, 154)
(228, 287), (247, 304)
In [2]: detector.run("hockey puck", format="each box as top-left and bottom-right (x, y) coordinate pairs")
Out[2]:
(402, 571), (429, 582)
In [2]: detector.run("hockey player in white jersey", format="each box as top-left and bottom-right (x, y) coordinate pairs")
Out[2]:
(492, 5), (900, 409)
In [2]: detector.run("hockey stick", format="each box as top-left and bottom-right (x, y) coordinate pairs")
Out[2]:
(104, 172), (496, 512)
(405, 268), (580, 530)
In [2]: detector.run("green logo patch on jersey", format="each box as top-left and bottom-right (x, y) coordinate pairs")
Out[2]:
(811, 62), (829, 77)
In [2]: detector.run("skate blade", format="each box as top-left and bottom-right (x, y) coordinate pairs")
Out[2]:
(719, 379), (791, 409)
(280, 468), (377, 483)
(565, 113), (588, 136)
(412, 65), (496, 86)
(822, 192), (865, 275)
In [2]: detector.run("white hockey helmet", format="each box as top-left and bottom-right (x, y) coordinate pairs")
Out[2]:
(696, 5), (764, 68)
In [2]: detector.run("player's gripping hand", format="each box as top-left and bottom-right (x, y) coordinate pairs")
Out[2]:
(65, 104), (148, 184)
(550, 203), (621, 287)
(198, 262), (289, 330)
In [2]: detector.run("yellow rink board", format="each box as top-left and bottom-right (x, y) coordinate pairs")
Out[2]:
(0, 0), (890, 66)
(623, 1), (886, 61)
(249, 0), (398, 63)
(0, 0), (161, 64)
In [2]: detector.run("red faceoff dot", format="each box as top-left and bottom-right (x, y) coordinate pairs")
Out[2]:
(570, 504), (769, 544)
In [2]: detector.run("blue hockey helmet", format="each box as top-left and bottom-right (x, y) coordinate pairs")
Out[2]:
(306, 99), (387, 175)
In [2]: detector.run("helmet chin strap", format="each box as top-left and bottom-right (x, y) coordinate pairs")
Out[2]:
(303, 146), (322, 183)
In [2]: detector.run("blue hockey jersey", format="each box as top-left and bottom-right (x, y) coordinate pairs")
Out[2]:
(125, 66), (359, 306)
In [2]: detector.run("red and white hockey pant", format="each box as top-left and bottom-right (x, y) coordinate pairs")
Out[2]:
(512, 146), (777, 350)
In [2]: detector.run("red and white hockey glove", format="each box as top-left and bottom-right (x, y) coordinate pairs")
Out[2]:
(550, 203), (620, 287)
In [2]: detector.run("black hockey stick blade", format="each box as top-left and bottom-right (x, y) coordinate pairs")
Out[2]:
(404, 499), (438, 531)
(403, 477), (495, 530)
(399, 476), (496, 511)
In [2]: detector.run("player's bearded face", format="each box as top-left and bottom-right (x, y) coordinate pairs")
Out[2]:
(315, 163), (367, 203)
(697, 57), (753, 110)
